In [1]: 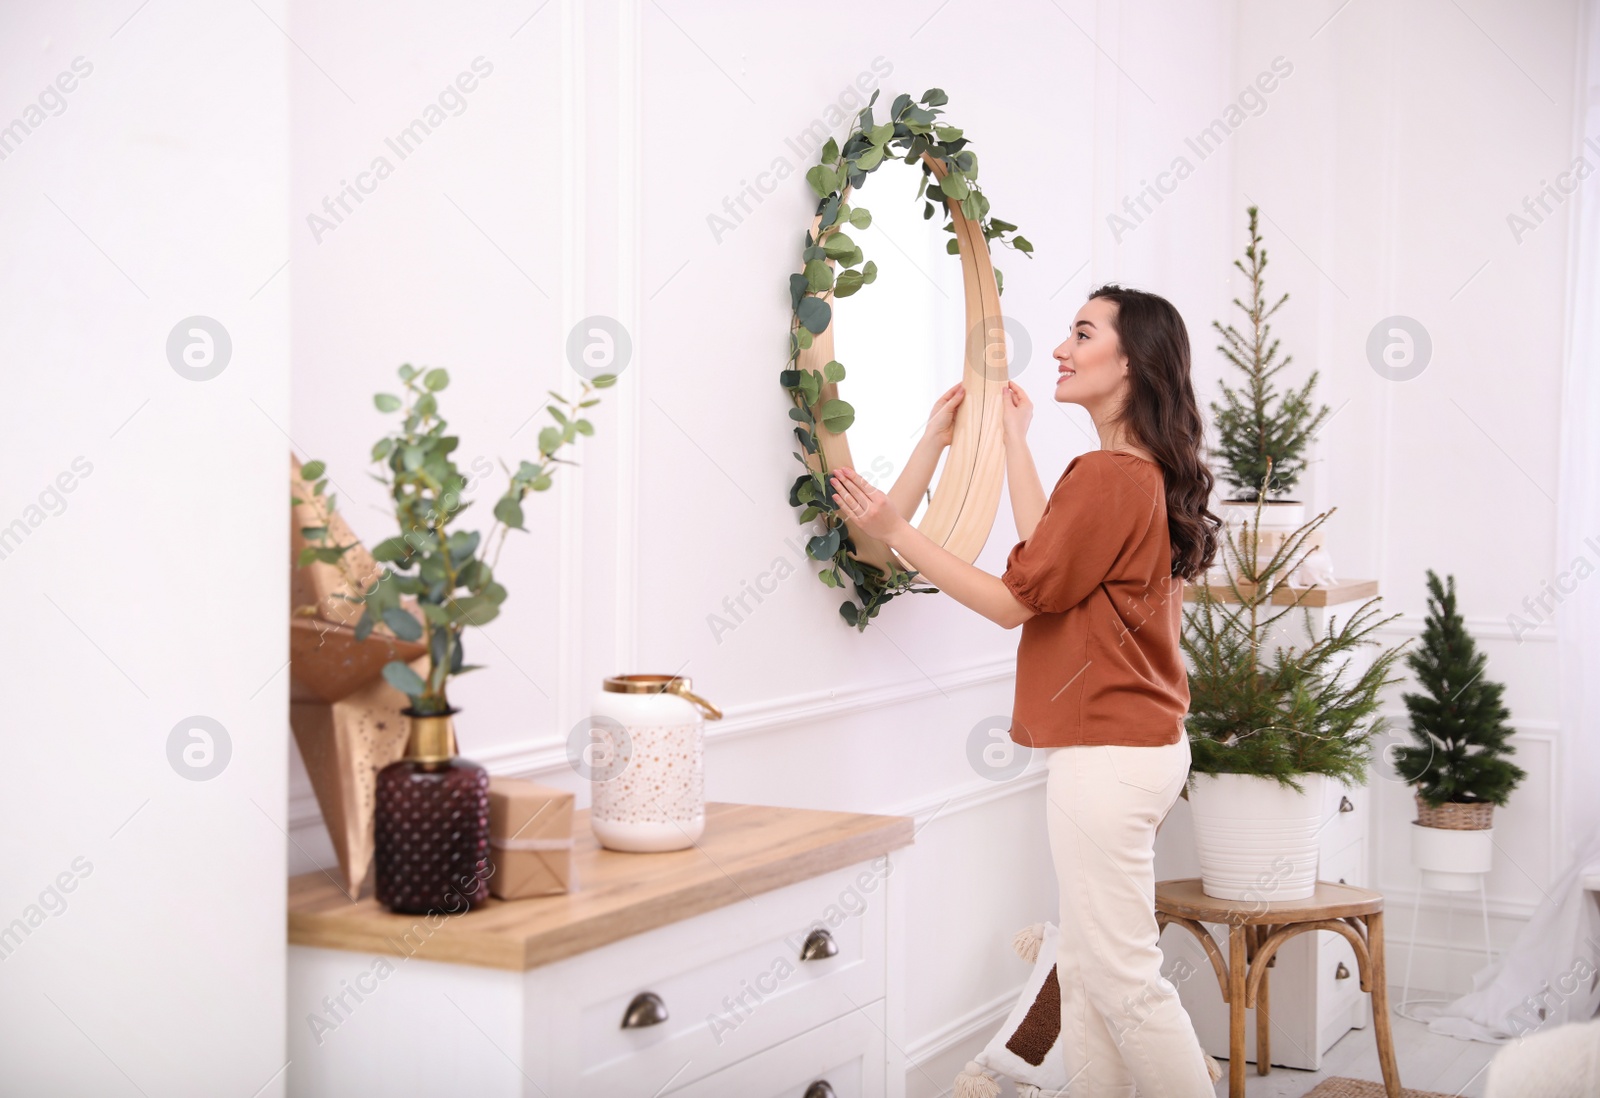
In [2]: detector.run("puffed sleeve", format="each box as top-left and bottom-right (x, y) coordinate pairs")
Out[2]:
(1001, 454), (1157, 615)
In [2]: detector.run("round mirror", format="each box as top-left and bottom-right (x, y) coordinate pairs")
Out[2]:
(829, 162), (965, 526)
(797, 152), (1010, 573)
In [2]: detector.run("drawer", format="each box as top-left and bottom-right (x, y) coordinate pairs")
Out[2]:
(664, 996), (885, 1098)
(1315, 838), (1369, 1040)
(1315, 779), (1365, 857)
(530, 854), (895, 1094)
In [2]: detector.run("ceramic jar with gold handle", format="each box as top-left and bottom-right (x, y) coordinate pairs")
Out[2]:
(588, 674), (721, 852)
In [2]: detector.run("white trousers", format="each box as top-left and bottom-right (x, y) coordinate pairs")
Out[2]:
(1045, 737), (1214, 1097)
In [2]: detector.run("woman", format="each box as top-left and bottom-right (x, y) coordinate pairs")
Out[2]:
(829, 284), (1223, 1097)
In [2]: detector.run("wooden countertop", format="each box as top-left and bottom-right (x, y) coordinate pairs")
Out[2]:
(288, 801), (915, 971)
(1183, 578), (1378, 607)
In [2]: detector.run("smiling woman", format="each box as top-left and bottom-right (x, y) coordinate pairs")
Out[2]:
(780, 87), (1033, 630)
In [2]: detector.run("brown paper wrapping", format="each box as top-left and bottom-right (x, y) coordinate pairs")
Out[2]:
(288, 454), (428, 897)
(487, 776), (576, 900)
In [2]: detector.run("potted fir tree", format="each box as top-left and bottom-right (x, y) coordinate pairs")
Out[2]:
(1182, 463), (1409, 900)
(1391, 570), (1525, 890)
(1210, 206), (1333, 580)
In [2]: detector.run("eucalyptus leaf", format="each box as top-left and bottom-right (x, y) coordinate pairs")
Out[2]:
(494, 496), (525, 530)
(804, 259), (834, 293)
(818, 398), (855, 433)
(797, 296), (831, 335)
(805, 164), (838, 199)
(300, 460), (326, 481)
(423, 368), (450, 391)
(372, 536), (412, 563)
(819, 193), (840, 229)
(375, 393), (402, 413)
(821, 232), (856, 259)
(382, 661), (426, 698)
(382, 607), (422, 642)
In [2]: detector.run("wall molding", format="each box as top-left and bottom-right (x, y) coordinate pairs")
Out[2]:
(1373, 612), (1556, 644)
(883, 759), (1047, 830)
(291, 654), (1019, 829)
(904, 984), (1020, 1073)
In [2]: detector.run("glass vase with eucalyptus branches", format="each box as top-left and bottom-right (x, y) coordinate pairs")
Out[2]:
(296, 362), (612, 914)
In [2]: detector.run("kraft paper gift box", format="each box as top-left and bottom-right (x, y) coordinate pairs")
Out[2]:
(487, 776), (576, 900)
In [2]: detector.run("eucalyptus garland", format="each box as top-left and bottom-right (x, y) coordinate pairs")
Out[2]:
(781, 87), (1032, 630)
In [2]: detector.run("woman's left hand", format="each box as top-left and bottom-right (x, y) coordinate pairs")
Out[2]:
(829, 466), (904, 542)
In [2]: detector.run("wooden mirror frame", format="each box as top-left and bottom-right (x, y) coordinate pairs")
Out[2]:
(795, 153), (1008, 572)
(781, 88), (1032, 630)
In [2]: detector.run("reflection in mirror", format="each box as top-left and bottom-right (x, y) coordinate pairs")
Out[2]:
(829, 162), (965, 525)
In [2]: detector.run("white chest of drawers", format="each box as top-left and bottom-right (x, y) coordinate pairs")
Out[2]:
(286, 802), (913, 1098)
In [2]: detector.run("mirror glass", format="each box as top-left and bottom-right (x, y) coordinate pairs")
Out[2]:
(829, 162), (967, 524)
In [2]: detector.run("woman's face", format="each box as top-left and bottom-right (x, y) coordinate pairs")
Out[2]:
(1052, 296), (1129, 411)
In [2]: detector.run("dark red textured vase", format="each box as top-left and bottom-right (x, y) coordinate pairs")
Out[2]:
(374, 709), (492, 915)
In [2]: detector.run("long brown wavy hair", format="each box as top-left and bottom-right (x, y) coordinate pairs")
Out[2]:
(1087, 284), (1221, 581)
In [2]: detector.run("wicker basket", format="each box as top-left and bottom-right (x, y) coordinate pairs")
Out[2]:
(1414, 794), (1494, 830)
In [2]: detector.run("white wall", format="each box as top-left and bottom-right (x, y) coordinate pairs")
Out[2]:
(0, 1), (290, 1094)
(1230, 0), (1585, 991)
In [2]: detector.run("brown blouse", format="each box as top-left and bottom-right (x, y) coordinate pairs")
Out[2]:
(1000, 450), (1188, 749)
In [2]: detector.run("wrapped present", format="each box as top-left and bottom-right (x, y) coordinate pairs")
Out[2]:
(487, 777), (576, 899)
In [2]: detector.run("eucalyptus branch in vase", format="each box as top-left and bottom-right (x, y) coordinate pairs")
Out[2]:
(297, 363), (614, 715)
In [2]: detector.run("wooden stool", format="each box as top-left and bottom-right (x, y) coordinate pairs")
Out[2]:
(1155, 878), (1401, 1098)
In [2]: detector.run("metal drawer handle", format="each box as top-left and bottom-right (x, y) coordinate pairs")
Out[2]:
(804, 1082), (836, 1098)
(622, 991), (668, 1029)
(1336, 962), (1351, 980)
(1339, 796), (1355, 813)
(800, 928), (838, 962)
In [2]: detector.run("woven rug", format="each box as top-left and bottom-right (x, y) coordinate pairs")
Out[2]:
(1301, 1078), (1457, 1098)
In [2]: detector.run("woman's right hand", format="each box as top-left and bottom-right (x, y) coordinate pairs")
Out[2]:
(921, 381), (965, 450)
(1001, 380), (1033, 441)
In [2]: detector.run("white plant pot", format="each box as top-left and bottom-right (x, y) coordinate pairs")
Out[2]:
(1219, 499), (1306, 532)
(1410, 823), (1494, 892)
(1188, 772), (1328, 901)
